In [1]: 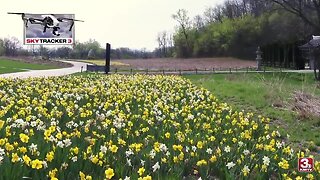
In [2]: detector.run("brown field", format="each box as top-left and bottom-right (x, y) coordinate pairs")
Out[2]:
(115, 57), (256, 70)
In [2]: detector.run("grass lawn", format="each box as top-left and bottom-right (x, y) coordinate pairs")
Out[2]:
(185, 72), (320, 156)
(0, 58), (60, 74)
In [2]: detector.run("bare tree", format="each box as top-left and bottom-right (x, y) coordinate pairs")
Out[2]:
(247, 0), (272, 16)
(157, 31), (174, 57)
(38, 45), (50, 59)
(204, 7), (216, 24)
(3, 37), (20, 56)
(172, 9), (192, 52)
(268, 0), (320, 32)
(223, 0), (244, 19)
(162, 31), (168, 56)
(157, 32), (165, 57)
(193, 15), (205, 30)
(167, 33), (174, 48)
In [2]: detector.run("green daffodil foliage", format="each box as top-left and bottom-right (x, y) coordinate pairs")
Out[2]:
(0, 75), (319, 179)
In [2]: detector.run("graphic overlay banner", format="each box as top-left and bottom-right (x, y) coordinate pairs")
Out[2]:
(24, 14), (75, 45)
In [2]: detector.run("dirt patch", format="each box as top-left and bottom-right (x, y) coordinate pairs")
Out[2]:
(292, 91), (320, 118)
(1, 56), (73, 68)
(116, 57), (256, 70)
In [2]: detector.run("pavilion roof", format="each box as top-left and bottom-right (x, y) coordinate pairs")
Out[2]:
(299, 36), (320, 49)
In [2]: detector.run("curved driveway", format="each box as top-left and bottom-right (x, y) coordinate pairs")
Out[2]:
(0, 60), (89, 79)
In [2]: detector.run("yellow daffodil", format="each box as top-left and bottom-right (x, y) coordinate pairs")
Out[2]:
(105, 168), (114, 179)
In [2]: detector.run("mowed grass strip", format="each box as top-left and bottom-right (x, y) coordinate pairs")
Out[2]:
(0, 58), (60, 74)
(186, 72), (320, 154)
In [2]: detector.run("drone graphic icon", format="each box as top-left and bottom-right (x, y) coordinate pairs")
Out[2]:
(8, 12), (84, 36)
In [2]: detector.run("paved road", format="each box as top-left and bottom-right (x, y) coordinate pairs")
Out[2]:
(0, 60), (89, 79)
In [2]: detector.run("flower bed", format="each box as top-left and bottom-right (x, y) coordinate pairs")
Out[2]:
(0, 74), (319, 179)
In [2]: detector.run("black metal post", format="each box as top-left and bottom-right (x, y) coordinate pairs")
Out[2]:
(105, 43), (111, 74)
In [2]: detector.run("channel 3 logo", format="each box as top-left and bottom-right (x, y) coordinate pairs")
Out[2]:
(298, 158), (314, 172)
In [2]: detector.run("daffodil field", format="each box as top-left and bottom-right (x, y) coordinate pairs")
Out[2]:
(0, 74), (319, 180)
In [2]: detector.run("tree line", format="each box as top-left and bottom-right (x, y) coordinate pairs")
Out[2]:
(0, 38), (155, 60)
(169, 0), (320, 59)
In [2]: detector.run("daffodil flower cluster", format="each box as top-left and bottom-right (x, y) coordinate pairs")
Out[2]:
(0, 75), (318, 179)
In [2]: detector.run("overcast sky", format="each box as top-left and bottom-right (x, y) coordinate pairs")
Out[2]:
(1, 0), (225, 50)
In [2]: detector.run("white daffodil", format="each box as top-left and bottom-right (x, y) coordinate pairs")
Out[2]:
(276, 141), (282, 149)
(42, 161), (48, 169)
(185, 146), (190, 152)
(266, 135), (270, 140)
(159, 143), (168, 152)
(192, 146), (197, 152)
(226, 162), (236, 169)
(152, 162), (160, 172)
(188, 114), (194, 120)
(63, 139), (72, 147)
(238, 141), (244, 147)
(29, 143), (38, 152)
(263, 156), (270, 166)
(100, 145), (108, 154)
(0, 148), (5, 156)
(125, 149), (134, 157)
(149, 150), (156, 159)
(126, 158), (132, 167)
(30, 121), (37, 127)
(50, 121), (57, 126)
(71, 156), (78, 162)
(243, 149), (250, 155)
(224, 146), (231, 153)
(206, 148), (213, 154)
(165, 151), (171, 157)
(62, 162), (68, 169)
(57, 141), (64, 148)
(141, 159), (145, 166)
